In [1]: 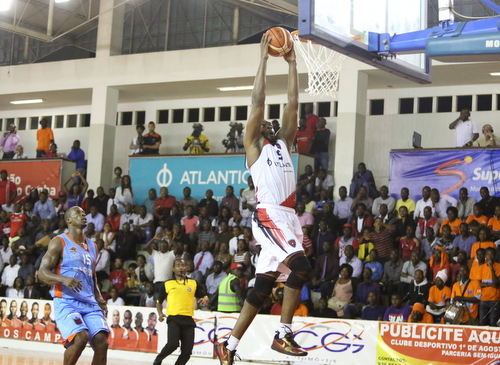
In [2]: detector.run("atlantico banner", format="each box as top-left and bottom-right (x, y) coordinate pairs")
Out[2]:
(390, 149), (500, 201)
(2, 298), (500, 364)
(129, 154), (298, 204)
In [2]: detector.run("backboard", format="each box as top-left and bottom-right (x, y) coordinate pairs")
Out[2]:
(298, 0), (432, 84)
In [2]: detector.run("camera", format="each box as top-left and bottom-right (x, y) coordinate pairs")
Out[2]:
(222, 122), (238, 152)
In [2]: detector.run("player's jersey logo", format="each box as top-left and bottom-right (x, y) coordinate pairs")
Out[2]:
(187, 287), (192, 292)
(70, 247), (77, 252)
(288, 239), (296, 247)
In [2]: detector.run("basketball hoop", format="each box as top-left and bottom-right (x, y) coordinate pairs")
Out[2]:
(291, 31), (346, 98)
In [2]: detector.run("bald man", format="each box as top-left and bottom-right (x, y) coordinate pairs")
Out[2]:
(474, 124), (500, 147)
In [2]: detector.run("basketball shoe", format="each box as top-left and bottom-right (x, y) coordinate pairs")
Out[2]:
(215, 341), (238, 365)
(271, 332), (307, 356)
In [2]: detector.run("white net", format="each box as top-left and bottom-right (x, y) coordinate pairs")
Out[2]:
(291, 33), (346, 98)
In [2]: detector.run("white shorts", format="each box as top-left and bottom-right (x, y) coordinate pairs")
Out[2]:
(252, 204), (304, 275)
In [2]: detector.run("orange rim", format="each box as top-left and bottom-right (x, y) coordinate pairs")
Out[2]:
(291, 30), (318, 44)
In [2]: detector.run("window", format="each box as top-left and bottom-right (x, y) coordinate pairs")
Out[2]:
(18, 117), (27, 130)
(122, 112), (133, 126)
(300, 103), (313, 117)
(81, 114), (91, 127)
(5, 118), (14, 129)
(173, 109), (184, 123)
(158, 110), (169, 124)
(68, 115), (78, 128)
(418, 97), (433, 113)
(0, 119), (3, 131)
(317, 102), (331, 117)
(56, 115), (64, 128)
(497, 95), (500, 111)
(369, 99), (384, 115)
(334, 101), (339, 117)
(456, 95), (472, 111)
(219, 107), (231, 122)
(437, 96), (452, 113)
(399, 98), (414, 114)
(477, 95), (492, 111)
(136, 111), (146, 125)
(268, 104), (280, 119)
(203, 108), (215, 122)
(30, 117), (39, 130)
(235, 106), (248, 121)
(188, 108), (200, 123)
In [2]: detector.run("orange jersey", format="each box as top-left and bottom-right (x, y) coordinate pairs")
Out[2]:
(487, 217), (500, 231)
(440, 218), (461, 235)
(471, 241), (496, 259)
(480, 262), (500, 301)
(470, 260), (486, 281)
(428, 285), (452, 306)
(408, 311), (433, 324)
(466, 214), (489, 226)
(451, 280), (481, 322)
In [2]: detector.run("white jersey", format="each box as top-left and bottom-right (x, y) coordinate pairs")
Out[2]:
(248, 139), (296, 208)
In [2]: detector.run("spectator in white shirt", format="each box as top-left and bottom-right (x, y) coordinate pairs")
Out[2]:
(449, 108), (479, 147)
(86, 205), (105, 232)
(137, 205), (154, 242)
(107, 288), (125, 306)
(120, 203), (139, 230)
(334, 186), (353, 227)
(192, 241), (214, 277)
(414, 186), (432, 219)
(1, 255), (20, 291)
(372, 185), (396, 216)
(339, 245), (363, 279)
(95, 239), (111, 281)
(314, 168), (334, 200)
(430, 188), (458, 221)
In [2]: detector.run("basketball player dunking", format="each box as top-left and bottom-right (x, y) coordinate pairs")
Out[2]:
(39, 206), (109, 365)
(216, 34), (311, 365)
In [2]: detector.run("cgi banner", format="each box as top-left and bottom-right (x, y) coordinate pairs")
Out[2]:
(129, 154), (298, 204)
(390, 149), (500, 201)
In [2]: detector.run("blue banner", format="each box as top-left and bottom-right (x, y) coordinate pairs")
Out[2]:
(389, 149), (500, 201)
(129, 154), (299, 205)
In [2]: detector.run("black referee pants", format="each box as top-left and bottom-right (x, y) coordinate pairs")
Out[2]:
(154, 315), (195, 365)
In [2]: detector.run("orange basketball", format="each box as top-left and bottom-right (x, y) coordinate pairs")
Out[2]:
(265, 27), (293, 57)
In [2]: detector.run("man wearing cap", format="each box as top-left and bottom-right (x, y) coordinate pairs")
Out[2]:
(334, 224), (359, 260)
(36, 118), (54, 158)
(0, 124), (19, 159)
(409, 303), (433, 323)
(216, 263), (245, 313)
(427, 269), (451, 320)
(0, 169), (17, 208)
(183, 123), (210, 154)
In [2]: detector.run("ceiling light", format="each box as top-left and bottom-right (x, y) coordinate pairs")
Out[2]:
(489, 72), (500, 76)
(10, 99), (45, 105)
(54, 0), (70, 3)
(217, 86), (253, 92)
(0, 0), (10, 11)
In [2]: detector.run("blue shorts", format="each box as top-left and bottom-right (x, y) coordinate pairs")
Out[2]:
(54, 297), (109, 344)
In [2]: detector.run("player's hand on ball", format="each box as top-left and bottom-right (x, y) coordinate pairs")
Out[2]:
(260, 33), (270, 59)
(284, 47), (296, 63)
(63, 277), (83, 292)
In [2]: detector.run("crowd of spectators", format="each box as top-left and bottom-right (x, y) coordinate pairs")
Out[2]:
(1, 105), (500, 328)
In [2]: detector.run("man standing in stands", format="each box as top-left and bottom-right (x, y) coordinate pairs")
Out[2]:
(310, 117), (330, 172)
(0, 169), (17, 209)
(142, 121), (161, 155)
(216, 36), (311, 364)
(183, 123), (210, 154)
(36, 118), (54, 158)
(449, 107), (478, 147)
(67, 140), (86, 183)
(0, 124), (19, 159)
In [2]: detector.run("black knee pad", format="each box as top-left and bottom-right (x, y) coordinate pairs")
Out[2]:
(246, 275), (275, 309)
(286, 254), (312, 290)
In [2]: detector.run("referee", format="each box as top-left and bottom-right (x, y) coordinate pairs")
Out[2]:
(153, 258), (209, 365)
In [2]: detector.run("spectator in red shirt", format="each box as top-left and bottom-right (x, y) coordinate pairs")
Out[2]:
(0, 170), (17, 207)
(304, 103), (319, 134)
(105, 203), (121, 232)
(181, 205), (199, 235)
(110, 257), (128, 296)
(9, 203), (26, 238)
(295, 117), (313, 153)
(220, 185), (239, 214)
(400, 225), (420, 261)
(154, 187), (176, 218)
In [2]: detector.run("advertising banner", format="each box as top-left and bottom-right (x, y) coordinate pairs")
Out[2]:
(3, 297), (500, 364)
(129, 154), (298, 204)
(390, 149), (500, 201)
(0, 159), (63, 201)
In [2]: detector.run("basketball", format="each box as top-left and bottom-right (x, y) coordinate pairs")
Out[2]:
(265, 27), (293, 57)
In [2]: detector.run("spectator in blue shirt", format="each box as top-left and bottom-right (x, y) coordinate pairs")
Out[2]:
(67, 140), (86, 183)
(361, 291), (386, 321)
(33, 191), (56, 226)
(364, 249), (384, 282)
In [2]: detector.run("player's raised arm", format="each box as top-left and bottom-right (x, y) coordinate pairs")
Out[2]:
(278, 48), (298, 149)
(244, 34), (269, 156)
(38, 237), (82, 292)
